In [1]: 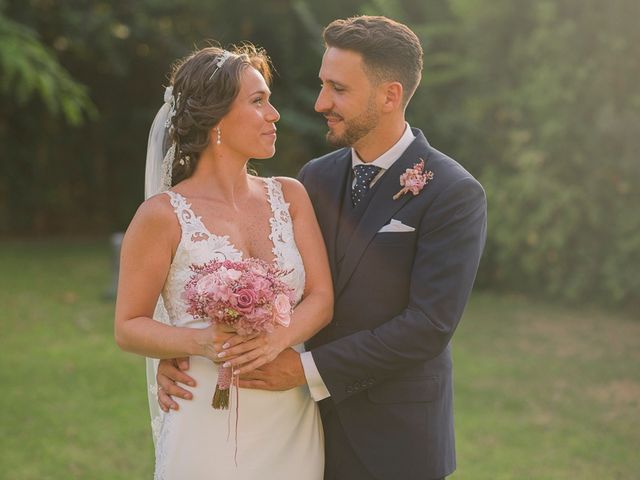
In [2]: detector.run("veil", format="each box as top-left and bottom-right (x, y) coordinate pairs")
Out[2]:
(144, 86), (176, 447)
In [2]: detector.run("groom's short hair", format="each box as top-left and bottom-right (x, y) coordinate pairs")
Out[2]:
(323, 16), (423, 107)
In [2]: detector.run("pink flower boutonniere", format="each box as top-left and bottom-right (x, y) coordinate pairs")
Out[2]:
(393, 158), (434, 200)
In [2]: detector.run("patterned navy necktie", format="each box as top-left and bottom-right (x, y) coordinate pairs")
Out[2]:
(351, 164), (382, 207)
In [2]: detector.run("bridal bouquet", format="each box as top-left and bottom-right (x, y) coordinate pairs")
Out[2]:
(183, 258), (294, 409)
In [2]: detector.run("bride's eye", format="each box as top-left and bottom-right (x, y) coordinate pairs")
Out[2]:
(253, 96), (264, 106)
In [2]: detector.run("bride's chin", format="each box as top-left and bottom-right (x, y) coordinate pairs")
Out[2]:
(254, 149), (276, 160)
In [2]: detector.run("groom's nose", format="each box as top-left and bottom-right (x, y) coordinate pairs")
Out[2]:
(315, 87), (331, 113)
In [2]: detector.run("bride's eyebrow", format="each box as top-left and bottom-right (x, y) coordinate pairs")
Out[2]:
(248, 89), (271, 97)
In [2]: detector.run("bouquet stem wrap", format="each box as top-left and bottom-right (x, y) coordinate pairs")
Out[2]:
(212, 365), (232, 409)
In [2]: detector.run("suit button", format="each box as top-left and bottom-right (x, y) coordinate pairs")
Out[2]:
(345, 385), (353, 394)
(367, 377), (375, 386)
(354, 381), (361, 390)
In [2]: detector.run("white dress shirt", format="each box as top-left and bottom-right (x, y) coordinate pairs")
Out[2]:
(300, 123), (416, 401)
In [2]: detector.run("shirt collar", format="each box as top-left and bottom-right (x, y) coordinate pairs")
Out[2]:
(351, 122), (416, 170)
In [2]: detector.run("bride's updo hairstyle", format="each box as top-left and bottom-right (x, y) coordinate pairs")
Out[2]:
(167, 44), (272, 185)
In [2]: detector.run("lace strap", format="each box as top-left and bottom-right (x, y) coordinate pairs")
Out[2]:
(164, 191), (210, 241)
(264, 178), (294, 266)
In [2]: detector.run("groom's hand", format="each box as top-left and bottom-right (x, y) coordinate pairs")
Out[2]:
(239, 348), (306, 391)
(157, 357), (196, 412)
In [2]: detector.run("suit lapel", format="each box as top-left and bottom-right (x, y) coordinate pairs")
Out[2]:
(334, 130), (431, 296)
(316, 149), (351, 285)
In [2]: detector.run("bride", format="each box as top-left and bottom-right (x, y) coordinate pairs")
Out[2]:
(114, 44), (332, 479)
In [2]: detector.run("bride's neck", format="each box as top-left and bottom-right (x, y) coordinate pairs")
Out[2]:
(187, 150), (251, 202)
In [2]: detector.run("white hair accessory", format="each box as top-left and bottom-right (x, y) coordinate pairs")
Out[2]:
(163, 86), (180, 129)
(209, 50), (232, 80)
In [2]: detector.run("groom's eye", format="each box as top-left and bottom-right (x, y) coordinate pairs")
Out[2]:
(320, 82), (344, 93)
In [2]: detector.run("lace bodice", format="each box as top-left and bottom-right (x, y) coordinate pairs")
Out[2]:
(161, 177), (305, 329)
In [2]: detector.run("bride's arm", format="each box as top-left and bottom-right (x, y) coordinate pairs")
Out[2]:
(114, 195), (230, 360)
(220, 178), (333, 374)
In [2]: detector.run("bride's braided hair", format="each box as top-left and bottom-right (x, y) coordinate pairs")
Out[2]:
(166, 44), (272, 185)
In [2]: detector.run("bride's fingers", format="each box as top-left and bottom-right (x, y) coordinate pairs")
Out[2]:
(211, 336), (255, 355)
(231, 355), (268, 376)
(217, 336), (264, 359)
(211, 352), (242, 364)
(214, 333), (258, 352)
(222, 346), (265, 371)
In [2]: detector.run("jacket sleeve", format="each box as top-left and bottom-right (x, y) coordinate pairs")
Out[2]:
(311, 176), (488, 404)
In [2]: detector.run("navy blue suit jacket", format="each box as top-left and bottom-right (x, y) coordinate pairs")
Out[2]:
(298, 129), (487, 479)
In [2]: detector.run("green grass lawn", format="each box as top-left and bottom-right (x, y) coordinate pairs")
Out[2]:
(1, 240), (638, 479)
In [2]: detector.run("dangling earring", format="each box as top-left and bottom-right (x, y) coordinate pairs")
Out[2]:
(216, 127), (222, 145)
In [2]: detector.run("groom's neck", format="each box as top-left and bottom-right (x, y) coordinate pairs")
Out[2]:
(352, 116), (406, 163)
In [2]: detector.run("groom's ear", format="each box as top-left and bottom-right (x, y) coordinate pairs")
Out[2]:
(380, 81), (404, 113)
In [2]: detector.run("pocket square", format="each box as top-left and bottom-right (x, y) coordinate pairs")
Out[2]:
(378, 219), (415, 233)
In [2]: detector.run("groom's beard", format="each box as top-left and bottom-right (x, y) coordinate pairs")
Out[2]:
(325, 96), (379, 148)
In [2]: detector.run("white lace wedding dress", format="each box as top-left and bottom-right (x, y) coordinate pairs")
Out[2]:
(150, 178), (324, 480)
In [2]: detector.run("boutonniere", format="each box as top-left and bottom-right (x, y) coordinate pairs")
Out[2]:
(393, 158), (434, 200)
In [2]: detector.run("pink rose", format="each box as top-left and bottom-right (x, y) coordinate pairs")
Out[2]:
(273, 293), (292, 327)
(235, 288), (257, 314)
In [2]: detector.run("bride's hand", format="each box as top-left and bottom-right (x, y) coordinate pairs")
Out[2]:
(217, 327), (289, 375)
(196, 324), (256, 363)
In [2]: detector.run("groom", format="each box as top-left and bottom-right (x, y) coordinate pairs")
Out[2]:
(158, 16), (486, 480)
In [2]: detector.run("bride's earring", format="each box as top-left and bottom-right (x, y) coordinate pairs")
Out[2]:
(216, 127), (222, 145)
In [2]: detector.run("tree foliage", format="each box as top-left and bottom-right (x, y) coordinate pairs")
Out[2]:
(0, 13), (96, 125)
(1, 0), (638, 307)
(449, 0), (640, 306)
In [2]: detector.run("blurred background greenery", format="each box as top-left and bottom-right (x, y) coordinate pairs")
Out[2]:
(1, 0), (638, 306)
(1, 240), (638, 479)
(1, 0), (638, 478)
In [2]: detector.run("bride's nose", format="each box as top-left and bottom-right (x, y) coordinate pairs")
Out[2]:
(266, 103), (280, 123)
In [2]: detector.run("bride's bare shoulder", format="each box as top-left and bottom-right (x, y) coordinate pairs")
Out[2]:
(120, 193), (179, 268)
(273, 176), (308, 199)
(273, 176), (312, 217)
(126, 192), (179, 240)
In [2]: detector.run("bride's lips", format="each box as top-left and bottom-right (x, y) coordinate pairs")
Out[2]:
(262, 128), (277, 138)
